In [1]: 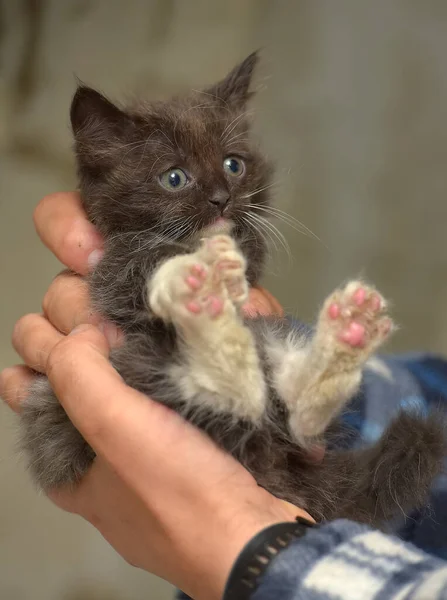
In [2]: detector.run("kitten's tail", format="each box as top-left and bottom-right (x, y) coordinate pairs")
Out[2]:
(324, 411), (446, 525)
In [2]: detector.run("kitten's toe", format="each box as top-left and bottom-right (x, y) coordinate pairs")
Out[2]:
(198, 235), (248, 307)
(149, 252), (235, 325)
(149, 240), (248, 323)
(214, 254), (248, 307)
(199, 234), (238, 262)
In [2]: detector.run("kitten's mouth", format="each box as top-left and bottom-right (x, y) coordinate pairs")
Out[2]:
(200, 217), (234, 238)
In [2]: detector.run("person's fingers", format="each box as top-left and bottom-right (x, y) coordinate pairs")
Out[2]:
(33, 192), (103, 276)
(12, 313), (63, 373)
(42, 271), (96, 334)
(46, 326), (221, 490)
(42, 271), (123, 345)
(0, 365), (35, 413)
(243, 286), (284, 318)
(46, 325), (129, 436)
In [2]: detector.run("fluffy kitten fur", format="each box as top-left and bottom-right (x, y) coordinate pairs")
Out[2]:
(20, 53), (445, 526)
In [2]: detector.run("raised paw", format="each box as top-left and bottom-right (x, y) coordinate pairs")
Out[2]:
(148, 255), (226, 323)
(320, 281), (393, 353)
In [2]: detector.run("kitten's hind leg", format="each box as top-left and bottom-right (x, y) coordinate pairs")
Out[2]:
(148, 235), (266, 422)
(273, 281), (393, 444)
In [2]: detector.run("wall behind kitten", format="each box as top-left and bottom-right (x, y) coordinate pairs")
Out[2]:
(1, 1), (447, 598)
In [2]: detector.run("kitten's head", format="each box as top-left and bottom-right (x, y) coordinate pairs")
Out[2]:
(71, 52), (272, 249)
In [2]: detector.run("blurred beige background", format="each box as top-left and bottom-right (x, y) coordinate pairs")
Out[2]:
(1, 1), (447, 598)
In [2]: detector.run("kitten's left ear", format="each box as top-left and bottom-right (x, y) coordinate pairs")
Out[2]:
(206, 51), (259, 107)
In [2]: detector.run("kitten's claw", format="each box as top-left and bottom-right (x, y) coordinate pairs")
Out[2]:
(319, 281), (394, 354)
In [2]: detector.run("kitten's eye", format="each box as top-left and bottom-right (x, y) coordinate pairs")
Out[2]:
(159, 168), (189, 191)
(223, 156), (245, 177)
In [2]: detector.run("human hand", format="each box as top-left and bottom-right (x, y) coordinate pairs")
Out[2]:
(2, 323), (311, 599)
(0, 192), (302, 599)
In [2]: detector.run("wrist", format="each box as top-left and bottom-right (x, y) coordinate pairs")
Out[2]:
(188, 489), (312, 600)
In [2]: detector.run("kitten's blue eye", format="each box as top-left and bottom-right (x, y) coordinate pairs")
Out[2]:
(223, 156), (245, 177)
(159, 168), (189, 191)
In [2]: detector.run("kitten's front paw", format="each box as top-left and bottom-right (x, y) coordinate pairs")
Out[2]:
(319, 281), (393, 354)
(148, 255), (220, 322)
(148, 236), (248, 324)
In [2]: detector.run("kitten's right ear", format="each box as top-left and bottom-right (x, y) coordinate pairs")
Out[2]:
(70, 85), (129, 137)
(206, 51), (259, 108)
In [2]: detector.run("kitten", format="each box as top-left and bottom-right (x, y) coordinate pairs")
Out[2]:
(20, 52), (445, 526)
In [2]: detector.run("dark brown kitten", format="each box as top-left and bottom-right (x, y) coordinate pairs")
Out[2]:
(19, 53), (445, 528)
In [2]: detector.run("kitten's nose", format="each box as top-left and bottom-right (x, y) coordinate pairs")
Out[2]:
(209, 189), (230, 209)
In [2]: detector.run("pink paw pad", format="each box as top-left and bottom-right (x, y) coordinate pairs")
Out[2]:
(328, 303), (340, 319)
(353, 287), (366, 306)
(185, 264), (208, 290)
(186, 301), (202, 314)
(185, 275), (202, 290)
(191, 264), (207, 279)
(339, 321), (366, 348)
(206, 295), (224, 318)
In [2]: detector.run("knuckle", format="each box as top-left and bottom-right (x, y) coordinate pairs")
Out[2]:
(47, 336), (76, 367)
(46, 338), (74, 380)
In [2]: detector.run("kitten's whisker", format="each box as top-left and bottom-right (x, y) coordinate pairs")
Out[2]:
(154, 129), (175, 151)
(240, 181), (280, 199)
(220, 110), (253, 143)
(237, 214), (270, 256)
(246, 212), (292, 263)
(223, 130), (250, 147)
(148, 152), (173, 177)
(235, 215), (273, 260)
(246, 204), (326, 247)
(131, 130), (160, 173)
(242, 212), (280, 254)
(192, 89), (231, 110)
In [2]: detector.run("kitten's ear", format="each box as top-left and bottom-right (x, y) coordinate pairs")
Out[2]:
(70, 85), (129, 137)
(206, 51), (259, 107)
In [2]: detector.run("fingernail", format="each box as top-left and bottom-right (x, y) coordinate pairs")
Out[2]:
(87, 249), (104, 270)
(98, 322), (123, 347)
